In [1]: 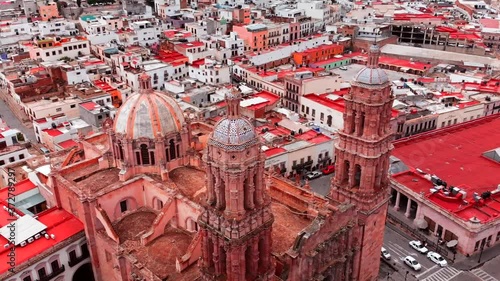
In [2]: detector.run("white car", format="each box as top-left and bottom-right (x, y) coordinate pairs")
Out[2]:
(409, 240), (429, 254)
(339, 66), (348, 71)
(427, 251), (447, 267)
(404, 256), (422, 271)
(305, 171), (322, 180)
(381, 247), (391, 260)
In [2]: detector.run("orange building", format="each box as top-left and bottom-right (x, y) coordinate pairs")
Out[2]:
(233, 7), (251, 24)
(38, 2), (59, 21)
(293, 43), (344, 66)
(232, 23), (269, 51)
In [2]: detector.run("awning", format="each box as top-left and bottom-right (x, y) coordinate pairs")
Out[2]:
(447, 240), (458, 248)
(414, 218), (428, 229)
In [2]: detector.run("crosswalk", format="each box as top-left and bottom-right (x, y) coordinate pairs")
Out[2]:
(421, 267), (461, 281)
(471, 268), (499, 281)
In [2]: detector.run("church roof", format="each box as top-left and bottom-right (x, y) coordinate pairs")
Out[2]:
(113, 91), (185, 139)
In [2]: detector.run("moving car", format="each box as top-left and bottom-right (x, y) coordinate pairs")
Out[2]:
(409, 240), (429, 254)
(381, 247), (391, 260)
(339, 66), (348, 71)
(322, 165), (335, 175)
(305, 171), (322, 180)
(427, 251), (447, 267)
(404, 256), (422, 271)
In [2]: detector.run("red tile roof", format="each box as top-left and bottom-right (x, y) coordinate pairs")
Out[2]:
(0, 181), (84, 273)
(264, 147), (286, 157)
(392, 114), (500, 223)
(80, 101), (99, 111)
(58, 139), (78, 149)
(43, 128), (63, 137)
(177, 41), (204, 49)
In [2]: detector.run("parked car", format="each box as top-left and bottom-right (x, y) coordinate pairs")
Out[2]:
(409, 240), (429, 254)
(381, 247), (391, 260)
(404, 256), (422, 271)
(305, 171), (322, 180)
(322, 165), (335, 175)
(427, 251), (447, 267)
(339, 66), (348, 71)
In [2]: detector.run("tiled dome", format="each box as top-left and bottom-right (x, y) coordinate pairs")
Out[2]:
(211, 118), (256, 145)
(354, 67), (389, 85)
(113, 91), (185, 139)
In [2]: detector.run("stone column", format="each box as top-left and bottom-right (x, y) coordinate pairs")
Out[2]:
(393, 191), (401, 211)
(213, 237), (222, 276)
(405, 198), (412, 218)
(246, 170), (255, 209)
(206, 166), (215, 205)
(255, 166), (264, 205)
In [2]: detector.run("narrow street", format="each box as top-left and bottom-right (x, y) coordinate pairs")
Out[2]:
(0, 90), (37, 142)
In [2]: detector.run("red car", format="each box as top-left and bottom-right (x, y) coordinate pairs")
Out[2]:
(322, 165), (335, 175)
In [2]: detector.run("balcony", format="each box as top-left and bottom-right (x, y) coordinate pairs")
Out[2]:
(36, 265), (65, 281)
(68, 249), (90, 267)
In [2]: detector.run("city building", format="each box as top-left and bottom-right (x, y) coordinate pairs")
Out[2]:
(390, 114), (500, 256)
(0, 120), (31, 167)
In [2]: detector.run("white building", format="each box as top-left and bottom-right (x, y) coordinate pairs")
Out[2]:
(35, 19), (79, 36)
(188, 59), (231, 85)
(0, 124), (31, 167)
(122, 21), (162, 47)
(297, 0), (334, 24)
(33, 114), (69, 143)
(25, 36), (91, 62)
(213, 32), (245, 58)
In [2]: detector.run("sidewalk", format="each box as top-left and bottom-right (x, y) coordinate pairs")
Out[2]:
(453, 242), (500, 271)
(386, 206), (500, 271)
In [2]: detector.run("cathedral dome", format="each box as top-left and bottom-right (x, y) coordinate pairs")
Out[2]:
(208, 88), (258, 150)
(354, 44), (389, 85)
(354, 67), (389, 85)
(113, 75), (185, 139)
(212, 118), (256, 145)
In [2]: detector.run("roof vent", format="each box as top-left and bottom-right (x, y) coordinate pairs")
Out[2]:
(469, 216), (480, 223)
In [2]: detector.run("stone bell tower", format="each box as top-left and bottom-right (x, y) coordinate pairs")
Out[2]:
(330, 44), (394, 281)
(198, 88), (274, 281)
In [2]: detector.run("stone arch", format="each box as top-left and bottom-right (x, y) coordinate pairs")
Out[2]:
(185, 217), (198, 232)
(34, 261), (48, 279)
(47, 253), (61, 274)
(140, 144), (150, 165)
(169, 139), (176, 160)
(114, 196), (138, 218)
(152, 196), (163, 210)
(354, 164), (362, 187)
(72, 262), (95, 281)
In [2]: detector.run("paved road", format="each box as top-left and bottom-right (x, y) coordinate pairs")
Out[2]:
(308, 173), (335, 196)
(0, 98), (36, 142)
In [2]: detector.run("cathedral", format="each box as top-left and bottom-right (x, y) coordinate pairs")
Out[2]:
(44, 44), (393, 281)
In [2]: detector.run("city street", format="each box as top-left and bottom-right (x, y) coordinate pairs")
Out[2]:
(382, 226), (499, 281)
(309, 172), (335, 196)
(0, 97), (36, 142)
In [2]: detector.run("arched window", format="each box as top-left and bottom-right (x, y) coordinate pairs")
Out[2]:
(350, 111), (357, 133)
(140, 144), (150, 165)
(150, 151), (155, 165)
(135, 152), (141, 165)
(343, 160), (350, 183)
(169, 139), (176, 160)
(354, 164), (362, 187)
(359, 112), (365, 136)
(117, 141), (124, 160)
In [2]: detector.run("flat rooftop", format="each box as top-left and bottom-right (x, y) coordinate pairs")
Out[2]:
(392, 114), (500, 223)
(169, 166), (206, 204)
(0, 180), (84, 275)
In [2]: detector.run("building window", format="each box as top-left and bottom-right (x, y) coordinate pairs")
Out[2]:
(312, 109), (315, 117)
(19, 154), (24, 160)
(120, 200), (127, 213)
(9, 157), (15, 163)
(56, 108), (62, 112)
(38, 267), (47, 278)
(474, 241), (480, 251)
(69, 250), (77, 261)
(140, 144), (150, 165)
(50, 260), (60, 272)
(23, 276), (32, 281)
(0, 160), (4, 165)
(71, 104), (76, 108)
